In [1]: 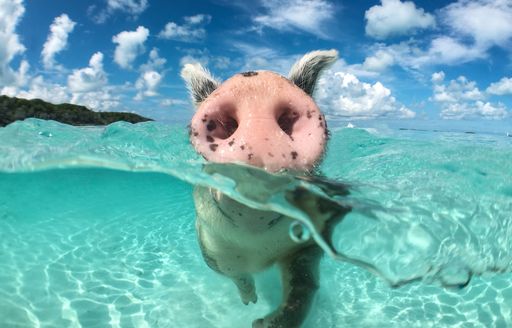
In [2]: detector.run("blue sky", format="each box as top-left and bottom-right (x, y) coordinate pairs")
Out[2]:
(1, 0), (512, 131)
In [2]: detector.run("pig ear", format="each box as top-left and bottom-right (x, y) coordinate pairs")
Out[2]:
(288, 49), (338, 96)
(181, 63), (220, 107)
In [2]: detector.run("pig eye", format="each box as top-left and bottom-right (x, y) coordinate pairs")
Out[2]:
(277, 108), (300, 136)
(210, 115), (238, 139)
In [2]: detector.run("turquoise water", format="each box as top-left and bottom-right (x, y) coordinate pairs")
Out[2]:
(0, 118), (511, 327)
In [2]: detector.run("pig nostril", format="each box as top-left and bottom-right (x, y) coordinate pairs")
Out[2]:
(277, 109), (300, 136)
(208, 116), (238, 140)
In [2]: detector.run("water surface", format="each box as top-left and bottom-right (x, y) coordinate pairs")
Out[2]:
(0, 119), (511, 327)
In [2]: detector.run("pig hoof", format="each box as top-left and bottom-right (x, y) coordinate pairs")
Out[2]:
(241, 290), (258, 305)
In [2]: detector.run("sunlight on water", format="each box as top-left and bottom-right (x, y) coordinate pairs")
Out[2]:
(0, 119), (511, 327)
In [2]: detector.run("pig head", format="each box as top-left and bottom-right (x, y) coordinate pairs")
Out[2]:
(185, 50), (338, 173)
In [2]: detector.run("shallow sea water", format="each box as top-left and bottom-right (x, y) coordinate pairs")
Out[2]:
(0, 119), (511, 327)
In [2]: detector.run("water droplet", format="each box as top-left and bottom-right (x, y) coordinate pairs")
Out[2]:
(289, 221), (311, 243)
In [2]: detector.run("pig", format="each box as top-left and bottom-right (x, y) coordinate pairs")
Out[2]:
(181, 50), (349, 328)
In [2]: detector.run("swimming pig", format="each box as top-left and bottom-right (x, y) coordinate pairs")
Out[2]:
(182, 50), (348, 328)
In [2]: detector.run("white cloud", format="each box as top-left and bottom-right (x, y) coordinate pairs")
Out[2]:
(134, 71), (162, 100)
(366, 1), (512, 70)
(487, 77), (512, 95)
(365, 0), (435, 40)
(88, 0), (148, 23)
(441, 101), (508, 120)
(432, 75), (484, 103)
(441, 0), (512, 48)
(134, 48), (166, 100)
(431, 71), (445, 83)
(140, 48), (166, 72)
(68, 52), (107, 93)
(362, 49), (395, 71)
(112, 26), (149, 69)
(15, 76), (70, 104)
(425, 36), (485, 65)
(41, 14), (76, 70)
(0, 0), (26, 86)
(70, 89), (120, 111)
(158, 14), (211, 42)
(184, 14), (211, 25)
(253, 0), (335, 39)
(431, 73), (509, 120)
(315, 71), (415, 119)
(362, 38), (486, 71)
(107, 0), (147, 15)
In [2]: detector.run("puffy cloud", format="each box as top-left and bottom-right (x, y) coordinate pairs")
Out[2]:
(432, 75), (484, 103)
(134, 71), (162, 100)
(15, 76), (70, 104)
(68, 52), (107, 93)
(315, 71), (415, 119)
(112, 26), (149, 69)
(139, 48), (166, 72)
(365, 0), (435, 39)
(365, 1), (512, 70)
(70, 89), (120, 111)
(431, 71), (445, 83)
(441, 101), (508, 120)
(253, 0), (335, 39)
(362, 38), (486, 71)
(0, 0), (26, 86)
(41, 14), (76, 70)
(487, 77), (512, 95)
(362, 49), (395, 71)
(431, 73), (509, 120)
(441, 0), (512, 48)
(158, 14), (211, 42)
(134, 48), (166, 100)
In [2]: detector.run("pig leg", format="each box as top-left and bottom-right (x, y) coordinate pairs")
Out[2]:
(253, 245), (322, 328)
(196, 229), (257, 305)
(231, 273), (257, 305)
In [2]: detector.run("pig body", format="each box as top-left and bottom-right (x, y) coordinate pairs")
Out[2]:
(182, 50), (346, 328)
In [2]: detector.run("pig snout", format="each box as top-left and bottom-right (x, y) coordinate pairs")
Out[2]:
(190, 71), (327, 172)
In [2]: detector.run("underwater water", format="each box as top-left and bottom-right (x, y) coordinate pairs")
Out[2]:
(0, 118), (511, 327)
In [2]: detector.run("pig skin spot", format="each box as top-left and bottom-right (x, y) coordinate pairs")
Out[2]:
(248, 153), (254, 160)
(307, 110), (312, 119)
(291, 151), (298, 160)
(206, 135), (214, 143)
(206, 120), (217, 131)
(228, 139), (235, 146)
(209, 144), (219, 151)
(240, 145), (245, 150)
(240, 71), (258, 77)
(268, 152), (274, 157)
